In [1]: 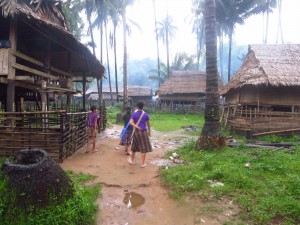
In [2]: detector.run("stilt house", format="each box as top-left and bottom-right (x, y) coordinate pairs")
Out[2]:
(157, 71), (222, 112)
(0, 1), (105, 161)
(220, 44), (300, 135)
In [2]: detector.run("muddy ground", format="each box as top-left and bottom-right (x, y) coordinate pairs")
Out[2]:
(60, 124), (240, 225)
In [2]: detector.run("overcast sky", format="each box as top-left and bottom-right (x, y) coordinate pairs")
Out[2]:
(92, 0), (300, 62)
(125, 0), (300, 60)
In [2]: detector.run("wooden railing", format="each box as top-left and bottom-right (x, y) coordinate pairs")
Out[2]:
(0, 111), (89, 162)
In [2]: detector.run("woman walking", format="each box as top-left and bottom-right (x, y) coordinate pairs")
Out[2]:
(128, 102), (152, 168)
(85, 106), (100, 153)
(120, 107), (133, 155)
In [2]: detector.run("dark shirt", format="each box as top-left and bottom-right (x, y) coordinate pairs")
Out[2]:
(123, 113), (133, 131)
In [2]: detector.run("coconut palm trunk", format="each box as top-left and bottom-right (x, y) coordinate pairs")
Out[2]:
(227, 28), (233, 82)
(104, 20), (113, 105)
(196, 0), (226, 150)
(153, 0), (161, 86)
(113, 24), (119, 102)
(165, 17), (171, 78)
(121, 0), (128, 108)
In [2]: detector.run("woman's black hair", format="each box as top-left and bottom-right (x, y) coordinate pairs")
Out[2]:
(91, 105), (97, 111)
(125, 107), (131, 113)
(136, 102), (144, 109)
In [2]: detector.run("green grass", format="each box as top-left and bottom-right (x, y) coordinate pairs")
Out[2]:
(160, 140), (300, 224)
(106, 105), (205, 133)
(0, 161), (101, 225)
(150, 112), (204, 132)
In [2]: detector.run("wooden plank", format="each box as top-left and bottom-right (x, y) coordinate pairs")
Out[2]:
(0, 49), (9, 75)
(15, 76), (34, 82)
(12, 63), (58, 80)
(12, 50), (72, 78)
(253, 128), (300, 137)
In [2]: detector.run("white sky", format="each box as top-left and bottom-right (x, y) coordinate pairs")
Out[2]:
(92, 0), (300, 62)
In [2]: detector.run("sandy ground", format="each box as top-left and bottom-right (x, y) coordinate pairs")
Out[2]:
(60, 124), (240, 225)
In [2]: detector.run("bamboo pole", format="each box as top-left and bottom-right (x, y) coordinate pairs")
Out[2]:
(253, 128), (300, 137)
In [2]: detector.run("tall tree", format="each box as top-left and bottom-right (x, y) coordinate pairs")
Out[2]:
(171, 52), (197, 71)
(196, 0), (226, 150)
(156, 16), (177, 78)
(121, 0), (128, 108)
(261, 0), (277, 44)
(275, 0), (283, 43)
(62, 0), (85, 39)
(216, 0), (270, 82)
(121, 0), (135, 108)
(191, 0), (205, 70)
(85, 0), (104, 106)
(109, 0), (121, 102)
(152, 0), (161, 86)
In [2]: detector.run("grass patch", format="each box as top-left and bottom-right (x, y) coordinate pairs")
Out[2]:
(0, 160), (101, 225)
(151, 112), (204, 132)
(106, 105), (204, 133)
(160, 140), (300, 224)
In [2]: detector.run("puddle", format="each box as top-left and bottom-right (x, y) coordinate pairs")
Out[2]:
(123, 191), (145, 209)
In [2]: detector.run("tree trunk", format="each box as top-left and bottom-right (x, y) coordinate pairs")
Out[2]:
(113, 25), (119, 102)
(1, 149), (74, 209)
(166, 19), (170, 79)
(196, 0), (226, 150)
(227, 28), (233, 82)
(122, 0), (128, 109)
(104, 20), (113, 106)
(153, 0), (161, 87)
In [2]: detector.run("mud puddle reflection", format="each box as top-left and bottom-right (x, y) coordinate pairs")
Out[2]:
(123, 191), (145, 208)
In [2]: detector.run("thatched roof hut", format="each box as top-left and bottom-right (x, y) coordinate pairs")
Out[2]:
(221, 44), (300, 96)
(86, 86), (153, 106)
(158, 71), (206, 96)
(0, 1), (105, 112)
(220, 44), (300, 134)
(157, 71), (222, 112)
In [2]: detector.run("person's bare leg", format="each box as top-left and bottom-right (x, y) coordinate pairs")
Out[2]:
(86, 135), (91, 153)
(92, 136), (98, 152)
(128, 152), (135, 164)
(141, 153), (147, 168)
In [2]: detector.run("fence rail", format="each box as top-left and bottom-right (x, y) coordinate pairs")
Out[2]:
(0, 111), (90, 162)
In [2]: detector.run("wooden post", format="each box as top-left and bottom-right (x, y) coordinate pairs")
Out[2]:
(67, 94), (71, 113)
(40, 92), (47, 111)
(83, 74), (86, 111)
(7, 19), (17, 112)
(20, 97), (24, 112)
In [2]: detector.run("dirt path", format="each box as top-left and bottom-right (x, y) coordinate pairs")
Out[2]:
(60, 125), (238, 225)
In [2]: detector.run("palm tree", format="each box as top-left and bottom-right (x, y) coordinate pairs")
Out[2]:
(191, 0), (205, 70)
(62, 0), (85, 39)
(261, 0), (277, 44)
(196, 0), (226, 150)
(276, 0), (283, 43)
(120, 0), (135, 108)
(152, 0), (161, 86)
(148, 62), (168, 85)
(216, 0), (271, 82)
(156, 16), (177, 78)
(109, 0), (122, 102)
(171, 52), (197, 71)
